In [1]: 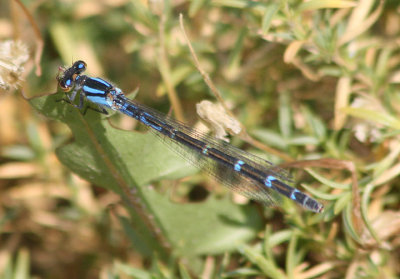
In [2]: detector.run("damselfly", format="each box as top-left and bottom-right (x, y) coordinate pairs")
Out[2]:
(57, 60), (324, 213)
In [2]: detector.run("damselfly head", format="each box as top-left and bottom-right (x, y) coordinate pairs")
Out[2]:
(57, 60), (87, 92)
(56, 67), (73, 92)
(72, 60), (87, 73)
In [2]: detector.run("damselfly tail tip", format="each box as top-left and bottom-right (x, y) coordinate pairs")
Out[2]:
(313, 202), (324, 213)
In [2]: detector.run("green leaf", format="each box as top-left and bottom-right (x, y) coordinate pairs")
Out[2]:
(279, 91), (292, 139)
(306, 169), (350, 190)
(114, 261), (152, 279)
(301, 105), (327, 142)
(14, 249), (30, 279)
(342, 203), (361, 243)
(261, 4), (279, 35)
(298, 0), (356, 12)
(333, 191), (351, 214)
(179, 263), (192, 279)
(189, 0), (207, 17)
(287, 135), (320, 146)
(239, 244), (286, 278)
(342, 107), (400, 129)
(251, 129), (288, 150)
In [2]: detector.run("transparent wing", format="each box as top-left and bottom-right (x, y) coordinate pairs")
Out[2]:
(118, 98), (299, 207)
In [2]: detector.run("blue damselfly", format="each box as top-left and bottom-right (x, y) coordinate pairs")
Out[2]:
(57, 60), (324, 213)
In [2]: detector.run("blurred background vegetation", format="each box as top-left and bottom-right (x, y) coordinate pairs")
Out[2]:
(1, 0), (400, 278)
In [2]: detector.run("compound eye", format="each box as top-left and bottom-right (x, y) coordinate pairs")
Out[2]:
(59, 78), (73, 92)
(74, 60), (87, 73)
